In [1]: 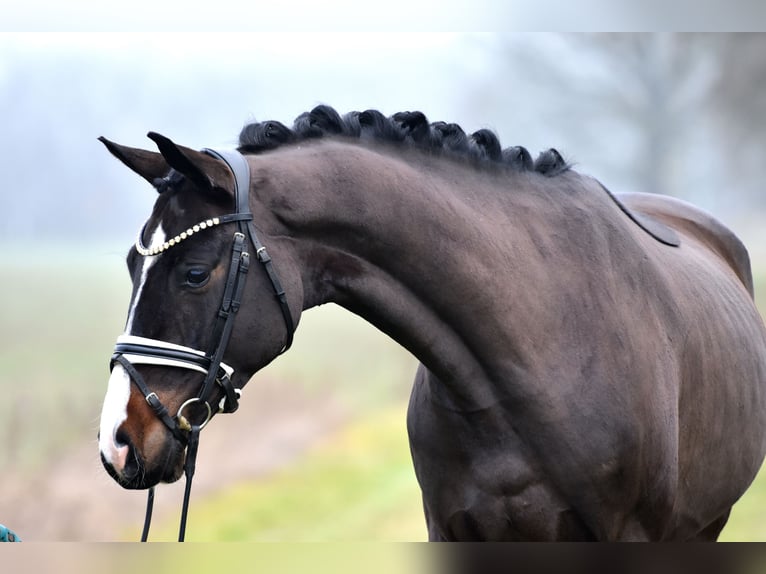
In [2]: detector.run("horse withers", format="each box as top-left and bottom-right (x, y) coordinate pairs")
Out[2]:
(98, 105), (766, 540)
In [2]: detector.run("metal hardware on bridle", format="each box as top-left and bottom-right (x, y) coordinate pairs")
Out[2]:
(109, 147), (295, 542)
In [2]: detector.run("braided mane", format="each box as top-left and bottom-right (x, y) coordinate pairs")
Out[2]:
(238, 105), (570, 177)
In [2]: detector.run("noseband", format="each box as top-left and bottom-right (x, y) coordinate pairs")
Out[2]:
(109, 148), (294, 541)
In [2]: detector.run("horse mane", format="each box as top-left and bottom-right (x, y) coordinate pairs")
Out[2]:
(237, 105), (571, 177)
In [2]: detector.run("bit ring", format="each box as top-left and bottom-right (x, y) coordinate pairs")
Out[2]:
(176, 398), (213, 431)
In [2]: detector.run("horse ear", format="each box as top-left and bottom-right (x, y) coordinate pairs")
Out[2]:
(98, 136), (169, 185)
(147, 132), (231, 194)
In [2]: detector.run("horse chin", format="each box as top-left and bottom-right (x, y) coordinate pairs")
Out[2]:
(105, 437), (186, 490)
(162, 451), (186, 484)
(150, 438), (186, 487)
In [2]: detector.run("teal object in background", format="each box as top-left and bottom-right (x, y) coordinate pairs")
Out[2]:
(0, 524), (21, 541)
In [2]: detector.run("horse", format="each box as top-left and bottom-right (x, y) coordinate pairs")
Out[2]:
(97, 105), (766, 541)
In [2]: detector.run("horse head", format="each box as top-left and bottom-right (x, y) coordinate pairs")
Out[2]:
(98, 134), (298, 490)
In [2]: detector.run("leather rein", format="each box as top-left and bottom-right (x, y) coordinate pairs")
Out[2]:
(109, 148), (294, 541)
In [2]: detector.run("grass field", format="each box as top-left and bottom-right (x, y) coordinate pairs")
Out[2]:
(150, 405), (426, 542)
(723, 268), (766, 540)
(2, 245), (766, 541)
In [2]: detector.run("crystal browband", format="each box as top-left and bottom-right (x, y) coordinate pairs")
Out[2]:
(136, 217), (222, 256)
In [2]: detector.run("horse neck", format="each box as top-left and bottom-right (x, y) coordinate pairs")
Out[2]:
(255, 141), (573, 407)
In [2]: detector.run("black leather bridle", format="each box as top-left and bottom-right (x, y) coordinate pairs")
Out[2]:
(109, 148), (294, 542)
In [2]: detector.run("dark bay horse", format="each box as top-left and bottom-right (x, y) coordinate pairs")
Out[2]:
(98, 105), (766, 541)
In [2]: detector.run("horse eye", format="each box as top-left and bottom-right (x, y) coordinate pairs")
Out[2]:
(186, 268), (210, 287)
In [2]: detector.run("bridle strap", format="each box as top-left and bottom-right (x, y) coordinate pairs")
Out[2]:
(140, 425), (202, 543)
(113, 335), (234, 377)
(195, 231), (249, 413)
(141, 486), (155, 542)
(203, 148), (295, 354)
(178, 424), (202, 541)
(251, 232), (295, 353)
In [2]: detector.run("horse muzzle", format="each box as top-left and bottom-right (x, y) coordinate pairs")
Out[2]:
(99, 423), (185, 489)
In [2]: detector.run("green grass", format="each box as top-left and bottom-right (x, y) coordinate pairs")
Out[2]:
(149, 405), (426, 542)
(720, 461), (766, 541)
(755, 268), (766, 314)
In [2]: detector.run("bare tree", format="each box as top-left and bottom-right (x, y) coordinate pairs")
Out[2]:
(705, 33), (766, 209)
(469, 34), (765, 215)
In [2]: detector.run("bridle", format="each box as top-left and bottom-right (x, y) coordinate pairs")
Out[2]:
(109, 148), (294, 542)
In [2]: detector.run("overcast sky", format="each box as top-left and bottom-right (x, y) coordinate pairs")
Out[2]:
(0, 32), (482, 147)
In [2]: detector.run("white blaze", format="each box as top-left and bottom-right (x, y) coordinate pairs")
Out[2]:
(98, 366), (132, 465)
(125, 224), (166, 334)
(99, 224), (166, 466)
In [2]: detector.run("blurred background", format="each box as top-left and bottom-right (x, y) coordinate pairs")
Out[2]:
(1, 32), (765, 542)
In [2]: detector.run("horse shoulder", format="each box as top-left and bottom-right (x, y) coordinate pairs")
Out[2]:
(616, 191), (755, 298)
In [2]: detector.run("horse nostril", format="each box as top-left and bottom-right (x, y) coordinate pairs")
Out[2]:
(111, 427), (134, 477)
(114, 427), (131, 449)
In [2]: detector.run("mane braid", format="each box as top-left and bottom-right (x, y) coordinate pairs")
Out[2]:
(238, 105), (570, 177)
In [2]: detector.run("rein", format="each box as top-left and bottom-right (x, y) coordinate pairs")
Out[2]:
(109, 148), (294, 541)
